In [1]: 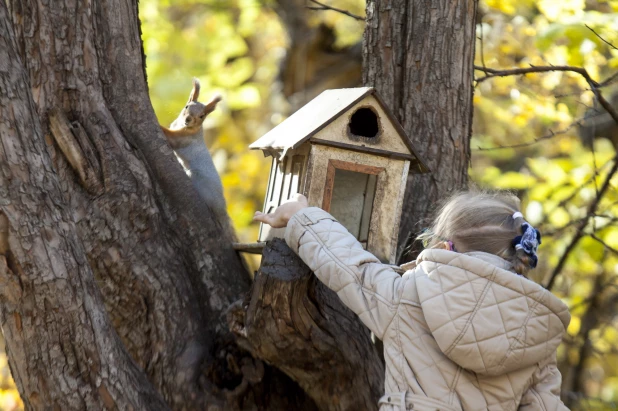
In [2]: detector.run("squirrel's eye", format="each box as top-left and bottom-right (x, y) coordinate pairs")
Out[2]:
(184, 105), (188, 109)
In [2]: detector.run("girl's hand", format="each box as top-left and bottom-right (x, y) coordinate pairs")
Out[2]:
(253, 194), (309, 228)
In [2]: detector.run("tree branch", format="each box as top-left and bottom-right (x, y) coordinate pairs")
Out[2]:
(306, 0), (365, 21)
(475, 64), (597, 85)
(474, 113), (603, 151)
(585, 24), (618, 52)
(590, 233), (618, 257)
(474, 65), (618, 126)
(538, 158), (615, 230)
(545, 156), (618, 290)
(599, 70), (618, 88)
(543, 214), (618, 237)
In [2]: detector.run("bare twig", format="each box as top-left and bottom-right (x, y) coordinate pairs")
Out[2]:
(545, 156), (618, 290)
(585, 24), (618, 51)
(541, 71), (618, 98)
(474, 111), (605, 151)
(576, 100), (602, 112)
(543, 214), (618, 237)
(539, 158), (614, 228)
(474, 64), (618, 127)
(306, 0), (365, 21)
(475, 64), (597, 84)
(590, 233), (618, 257)
(599, 71), (618, 88)
(554, 89), (590, 99)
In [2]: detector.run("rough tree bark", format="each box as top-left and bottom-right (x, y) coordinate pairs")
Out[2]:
(1, 0), (313, 410)
(363, 0), (477, 261)
(228, 239), (384, 411)
(0, 3), (168, 408)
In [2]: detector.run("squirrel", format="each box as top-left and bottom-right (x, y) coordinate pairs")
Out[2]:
(161, 78), (228, 220)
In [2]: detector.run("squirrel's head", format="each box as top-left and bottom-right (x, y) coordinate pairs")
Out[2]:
(179, 78), (221, 132)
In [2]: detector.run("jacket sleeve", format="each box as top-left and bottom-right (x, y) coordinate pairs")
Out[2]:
(284, 207), (403, 339)
(518, 355), (569, 411)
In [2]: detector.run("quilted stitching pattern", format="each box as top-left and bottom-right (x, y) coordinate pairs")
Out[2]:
(285, 208), (402, 339)
(416, 250), (570, 377)
(285, 208), (570, 411)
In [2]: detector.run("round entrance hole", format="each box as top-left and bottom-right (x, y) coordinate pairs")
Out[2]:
(348, 107), (379, 138)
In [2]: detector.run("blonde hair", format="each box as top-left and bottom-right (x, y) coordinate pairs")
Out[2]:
(418, 191), (536, 275)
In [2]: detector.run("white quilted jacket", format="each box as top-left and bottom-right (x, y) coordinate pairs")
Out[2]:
(285, 208), (571, 411)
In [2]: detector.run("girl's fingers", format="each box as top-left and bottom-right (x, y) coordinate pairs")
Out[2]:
(254, 199), (308, 228)
(253, 211), (267, 222)
(253, 211), (276, 226)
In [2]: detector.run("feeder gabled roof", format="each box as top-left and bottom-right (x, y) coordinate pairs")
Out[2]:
(249, 87), (427, 172)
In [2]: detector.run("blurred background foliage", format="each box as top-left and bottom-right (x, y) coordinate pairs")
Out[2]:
(3, 0), (618, 409)
(472, 1), (618, 409)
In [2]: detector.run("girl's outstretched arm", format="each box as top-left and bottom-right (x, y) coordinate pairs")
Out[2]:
(255, 195), (403, 339)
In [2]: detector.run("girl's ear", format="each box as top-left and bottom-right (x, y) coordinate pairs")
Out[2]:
(188, 78), (200, 103)
(202, 94), (222, 117)
(433, 241), (456, 251)
(433, 241), (450, 250)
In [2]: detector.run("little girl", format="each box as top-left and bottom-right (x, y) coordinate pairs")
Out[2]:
(254, 191), (571, 411)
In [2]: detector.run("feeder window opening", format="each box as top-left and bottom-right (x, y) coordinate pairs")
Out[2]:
(329, 169), (377, 247)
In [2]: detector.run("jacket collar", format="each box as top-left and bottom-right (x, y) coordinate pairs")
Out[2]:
(400, 250), (515, 273)
(462, 251), (516, 273)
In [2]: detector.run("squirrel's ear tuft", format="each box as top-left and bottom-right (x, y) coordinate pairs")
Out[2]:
(189, 78), (201, 102)
(203, 94), (222, 115)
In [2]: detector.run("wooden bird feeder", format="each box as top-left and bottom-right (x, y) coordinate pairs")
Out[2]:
(245, 87), (429, 264)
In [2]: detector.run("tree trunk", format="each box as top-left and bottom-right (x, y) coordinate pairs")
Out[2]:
(228, 239), (384, 411)
(229, 2), (478, 410)
(275, 0), (362, 110)
(1, 0), (314, 410)
(363, 0), (477, 261)
(7, 5), (215, 406)
(0, 3), (168, 408)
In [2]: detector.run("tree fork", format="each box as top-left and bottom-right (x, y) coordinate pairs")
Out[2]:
(1, 0), (289, 409)
(1, 0), (325, 408)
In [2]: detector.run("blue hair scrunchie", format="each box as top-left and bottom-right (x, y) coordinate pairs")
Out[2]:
(511, 223), (542, 268)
